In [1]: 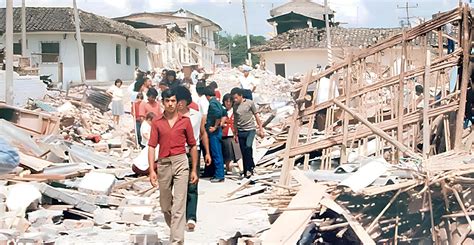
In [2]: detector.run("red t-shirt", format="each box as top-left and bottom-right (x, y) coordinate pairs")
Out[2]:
(222, 109), (235, 137)
(215, 90), (222, 101)
(139, 101), (162, 119)
(148, 114), (197, 158)
(132, 100), (141, 120)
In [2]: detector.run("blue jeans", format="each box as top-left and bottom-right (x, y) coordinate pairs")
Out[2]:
(238, 130), (256, 174)
(208, 128), (225, 180)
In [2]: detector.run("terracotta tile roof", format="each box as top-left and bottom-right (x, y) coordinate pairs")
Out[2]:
(251, 27), (403, 52)
(0, 7), (156, 43)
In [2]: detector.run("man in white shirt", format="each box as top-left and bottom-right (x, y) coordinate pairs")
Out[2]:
(195, 81), (214, 178)
(175, 85), (211, 232)
(238, 65), (256, 100)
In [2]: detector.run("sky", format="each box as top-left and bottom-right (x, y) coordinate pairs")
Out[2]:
(1, 0), (471, 38)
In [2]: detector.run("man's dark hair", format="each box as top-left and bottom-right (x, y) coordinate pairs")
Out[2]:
(204, 86), (215, 97)
(147, 87), (159, 98)
(208, 81), (218, 90)
(159, 81), (169, 87)
(136, 93), (144, 100)
(161, 89), (176, 100)
(145, 112), (155, 121)
(114, 79), (123, 86)
(166, 70), (176, 78)
(133, 80), (144, 92)
(196, 81), (206, 96)
(231, 87), (243, 96)
(175, 86), (192, 106)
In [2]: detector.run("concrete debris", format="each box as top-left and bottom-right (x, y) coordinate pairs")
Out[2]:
(78, 172), (116, 195)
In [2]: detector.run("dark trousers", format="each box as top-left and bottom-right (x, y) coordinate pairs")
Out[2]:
(201, 140), (215, 178)
(448, 39), (455, 54)
(238, 130), (256, 174)
(209, 128), (225, 179)
(136, 121), (143, 148)
(186, 150), (200, 222)
(242, 89), (253, 100)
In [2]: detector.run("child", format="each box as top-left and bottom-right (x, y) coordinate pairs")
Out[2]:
(107, 79), (124, 125)
(132, 112), (157, 175)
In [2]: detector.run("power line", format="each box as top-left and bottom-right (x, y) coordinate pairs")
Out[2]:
(397, 1), (418, 28)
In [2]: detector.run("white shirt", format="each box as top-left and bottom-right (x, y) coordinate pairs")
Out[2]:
(140, 121), (151, 146)
(128, 82), (137, 102)
(316, 77), (339, 104)
(188, 105), (202, 146)
(132, 146), (159, 171)
(239, 74), (257, 90)
(107, 85), (123, 101)
(197, 95), (209, 115)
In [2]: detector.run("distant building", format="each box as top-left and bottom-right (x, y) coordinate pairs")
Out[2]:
(0, 7), (156, 83)
(268, 0), (335, 35)
(115, 9), (222, 71)
(252, 27), (403, 78)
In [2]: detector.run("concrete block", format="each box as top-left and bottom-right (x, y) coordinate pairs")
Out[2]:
(130, 229), (159, 245)
(78, 172), (116, 195)
(6, 183), (41, 213)
(93, 209), (121, 225)
(37, 224), (65, 236)
(62, 219), (94, 230)
(120, 210), (144, 224)
(38, 183), (97, 213)
(27, 210), (63, 226)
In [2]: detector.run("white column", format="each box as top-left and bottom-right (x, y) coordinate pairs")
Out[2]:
(5, 0), (14, 105)
(21, 0), (27, 56)
(73, 0), (86, 83)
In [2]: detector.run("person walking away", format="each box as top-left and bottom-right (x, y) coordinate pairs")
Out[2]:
(133, 93), (144, 148)
(221, 94), (242, 174)
(139, 88), (163, 122)
(205, 86), (226, 182)
(148, 89), (198, 244)
(132, 112), (158, 175)
(175, 86), (211, 231)
(231, 88), (264, 178)
(107, 79), (124, 126)
(196, 82), (214, 178)
(238, 66), (256, 100)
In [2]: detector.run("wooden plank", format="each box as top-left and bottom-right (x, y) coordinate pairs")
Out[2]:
(422, 40), (431, 159)
(397, 33), (407, 161)
(454, 5), (472, 150)
(341, 55), (352, 164)
(333, 99), (421, 159)
(320, 198), (376, 245)
(262, 182), (327, 244)
(19, 152), (53, 172)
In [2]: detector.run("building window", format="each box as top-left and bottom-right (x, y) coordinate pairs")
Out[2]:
(135, 48), (139, 67)
(41, 42), (60, 63)
(126, 46), (130, 66)
(115, 44), (121, 64)
(13, 43), (21, 55)
(275, 63), (286, 77)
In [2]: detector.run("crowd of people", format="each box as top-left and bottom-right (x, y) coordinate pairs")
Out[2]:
(109, 65), (264, 244)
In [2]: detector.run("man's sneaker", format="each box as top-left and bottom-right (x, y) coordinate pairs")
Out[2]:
(210, 178), (225, 183)
(187, 220), (196, 231)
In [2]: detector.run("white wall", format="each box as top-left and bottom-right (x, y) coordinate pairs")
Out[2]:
(260, 49), (330, 77)
(10, 32), (151, 83)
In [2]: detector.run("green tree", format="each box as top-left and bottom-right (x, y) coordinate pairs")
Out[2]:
(217, 33), (266, 67)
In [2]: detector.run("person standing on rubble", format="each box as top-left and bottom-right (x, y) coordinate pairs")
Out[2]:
(175, 85), (211, 231)
(204, 86), (226, 183)
(107, 79), (124, 126)
(231, 88), (264, 178)
(148, 89), (198, 244)
(239, 66), (257, 100)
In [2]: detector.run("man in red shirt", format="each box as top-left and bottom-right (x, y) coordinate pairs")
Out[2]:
(148, 89), (198, 244)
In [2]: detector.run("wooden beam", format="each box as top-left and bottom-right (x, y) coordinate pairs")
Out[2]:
(341, 55), (352, 164)
(397, 34), (407, 161)
(333, 99), (421, 159)
(454, 5), (472, 150)
(422, 39), (432, 159)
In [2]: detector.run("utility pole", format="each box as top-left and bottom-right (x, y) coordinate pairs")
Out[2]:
(324, 0), (333, 65)
(397, 2), (418, 27)
(73, 0), (86, 84)
(5, 0), (14, 105)
(241, 0), (252, 66)
(21, 0), (27, 57)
